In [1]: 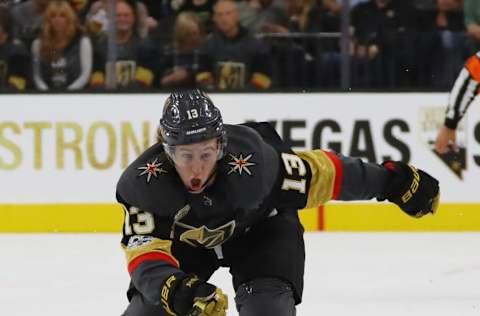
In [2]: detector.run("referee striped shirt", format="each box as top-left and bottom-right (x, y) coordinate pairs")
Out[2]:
(445, 52), (480, 129)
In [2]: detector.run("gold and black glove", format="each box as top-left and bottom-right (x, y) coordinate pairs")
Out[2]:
(161, 274), (228, 316)
(381, 161), (440, 218)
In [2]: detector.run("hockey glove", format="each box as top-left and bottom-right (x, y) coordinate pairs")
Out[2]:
(381, 161), (440, 218)
(161, 274), (228, 316)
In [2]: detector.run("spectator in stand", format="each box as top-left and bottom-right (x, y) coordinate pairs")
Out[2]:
(237, 0), (289, 34)
(196, 0), (272, 90)
(68, 0), (90, 20)
(236, 0), (305, 89)
(308, 0), (343, 87)
(31, 0), (93, 91)
(415, 0), (466, 88)
(0, 5), (29, 91)
(314, 0), (343, 32)
(258, 0), (341, 88)
(90, 0), (156, 89)
(86, 0), (152, 39)
(141, 0), (175, 47)
(141, 0), (174, 22)
(170, 0), (216, 32)
(464, 0), (480, 54)
(285, 0), (316, 32)
(351, 0), (414, 88)
(156, 11), (205, 89)
(11, 0), (49, 48)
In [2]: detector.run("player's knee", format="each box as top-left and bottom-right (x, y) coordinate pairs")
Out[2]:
(235, 277), (296, 316)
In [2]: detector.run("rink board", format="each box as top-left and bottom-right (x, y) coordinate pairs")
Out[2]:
(1, 93), (479, 232)
(0, 203), (479, 232)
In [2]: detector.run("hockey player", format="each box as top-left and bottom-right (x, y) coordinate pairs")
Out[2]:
(117, 89), (440, 316)
(435, 52), (480, 154)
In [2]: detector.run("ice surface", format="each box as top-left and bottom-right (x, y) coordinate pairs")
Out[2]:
(1, 232), (479, 315)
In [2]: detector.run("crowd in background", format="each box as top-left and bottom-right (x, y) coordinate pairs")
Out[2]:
(0, 0), (475, 92)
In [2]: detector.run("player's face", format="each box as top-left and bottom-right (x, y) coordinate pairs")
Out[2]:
(173, 139), (219, 193)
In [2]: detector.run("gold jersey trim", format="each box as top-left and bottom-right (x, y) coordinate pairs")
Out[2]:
(296, 150), (336, 208)
(122, 237), (179, 267)
(122, 236), (179, 266)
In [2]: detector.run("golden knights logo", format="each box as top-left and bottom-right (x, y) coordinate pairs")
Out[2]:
(170, 204), (236, 249)
(179, 221), (236, 249)
(419, 107), (466, 179)
(227, 153), (256, 175)
(217, 61), (245, 90)
(137, 158), (167, 183)
(114, 60), (136, 87)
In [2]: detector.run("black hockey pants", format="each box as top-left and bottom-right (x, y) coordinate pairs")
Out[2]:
(234, 277), (296, 316)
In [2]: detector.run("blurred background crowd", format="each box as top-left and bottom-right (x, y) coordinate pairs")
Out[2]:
(0, 0), (475, 92)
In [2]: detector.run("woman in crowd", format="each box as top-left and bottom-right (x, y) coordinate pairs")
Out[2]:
(157, 11), (205, 88)
(31, 0), (92, 90)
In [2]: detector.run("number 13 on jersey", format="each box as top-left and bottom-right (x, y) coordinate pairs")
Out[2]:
(281, 153), (307, 193)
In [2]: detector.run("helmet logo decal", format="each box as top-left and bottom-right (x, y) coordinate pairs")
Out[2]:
(227, 153), (256, 176)
(137, 158), (167, 183)
(186, 127), (207, 135)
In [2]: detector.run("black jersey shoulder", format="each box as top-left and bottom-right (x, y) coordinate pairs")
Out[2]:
(236, 122), (310, 211)
(116, 143), (187, 216)
(116, 122), (284, 216)
(217, 123), (280, 211)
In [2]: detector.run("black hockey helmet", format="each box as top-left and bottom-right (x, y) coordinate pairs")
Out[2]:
(159, 89), (227, 159)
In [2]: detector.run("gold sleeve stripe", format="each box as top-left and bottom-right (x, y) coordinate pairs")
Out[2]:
(250, 72), (272, 89)
(296, 150), (339, 208)
(122, 238), (179, 274)
(196, 71), (213, 83)
(8, 76), (26, 91)
(135, 66), (154, 86)
(90, 71), (105, 86)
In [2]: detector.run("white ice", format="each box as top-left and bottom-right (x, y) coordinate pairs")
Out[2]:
(1, 233), (479, 316)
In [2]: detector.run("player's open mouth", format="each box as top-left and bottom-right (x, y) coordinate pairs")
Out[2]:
(190, 178), (202, 192)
